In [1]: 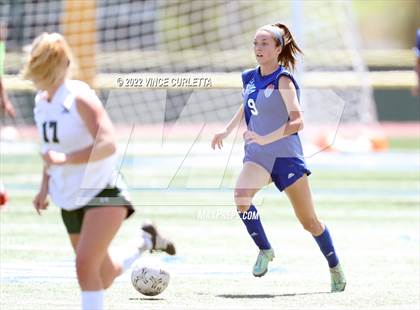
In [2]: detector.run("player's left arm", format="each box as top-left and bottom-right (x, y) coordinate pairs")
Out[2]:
(244, 76), (303, 145)
(42, 94), (117, 165)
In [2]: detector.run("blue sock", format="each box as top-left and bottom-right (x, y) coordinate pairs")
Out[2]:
(313, 226), (339, 268)
(238, 205), (271, 250)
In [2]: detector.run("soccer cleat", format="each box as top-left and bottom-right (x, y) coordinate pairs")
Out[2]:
(252, 248), (275, 277)
(330, 263), (346, 292)
(141, 223), (176, 255)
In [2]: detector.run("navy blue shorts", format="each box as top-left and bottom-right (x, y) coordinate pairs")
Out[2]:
(243, 153), (311, 192)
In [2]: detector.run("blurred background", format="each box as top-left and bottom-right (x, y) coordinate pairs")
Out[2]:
(0, 0), (418, 128)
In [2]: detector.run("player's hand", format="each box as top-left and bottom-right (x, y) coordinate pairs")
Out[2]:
(211, 130), (229, 150)
(243, 130), (268, 145)
(42, 150), (67, 165)
(33, 190), (49, 216)
(0, 97), (16, 118)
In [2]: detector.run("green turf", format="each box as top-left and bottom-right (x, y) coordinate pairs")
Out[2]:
(1, 149), (419, 310)
(388, 137), (420, 150)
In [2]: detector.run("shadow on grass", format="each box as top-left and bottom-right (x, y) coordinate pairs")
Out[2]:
(217, 291), (330, 299)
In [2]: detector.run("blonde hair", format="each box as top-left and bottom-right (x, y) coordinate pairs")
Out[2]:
(22, 33), (76, 90)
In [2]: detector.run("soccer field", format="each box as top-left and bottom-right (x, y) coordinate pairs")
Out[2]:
(0, 138), (419, 310)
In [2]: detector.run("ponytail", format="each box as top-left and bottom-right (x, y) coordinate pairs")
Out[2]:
(273, 23), (302, 71)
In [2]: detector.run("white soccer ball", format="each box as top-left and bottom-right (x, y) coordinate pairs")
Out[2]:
(131, 264), (170, 296)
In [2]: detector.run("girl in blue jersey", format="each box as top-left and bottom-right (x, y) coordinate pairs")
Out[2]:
(211, 23), (346, 292)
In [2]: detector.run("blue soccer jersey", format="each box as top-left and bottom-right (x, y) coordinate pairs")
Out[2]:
(241, 66), (310, 191)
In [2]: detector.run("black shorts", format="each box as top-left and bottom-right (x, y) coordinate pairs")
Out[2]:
(61, 186), (135, 234)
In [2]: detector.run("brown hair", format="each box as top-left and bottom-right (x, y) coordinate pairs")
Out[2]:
(22, 33), (76, 90)
(273, 23), (303, 71)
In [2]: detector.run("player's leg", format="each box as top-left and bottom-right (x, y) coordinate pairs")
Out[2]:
(92, 186), (175, 284)
(76, 206), (126, 309)
(283, 174), (323, 235)
(70, 233), (128, 290)
(99, 251), (128, 289)
(99, 222), (178, 289)
(235, 161), (271, 212)
(235, 161), (274, 277)
(67, 216), (173, 290)
(64, 208), (131, 290)
(284, 174), (346, 292)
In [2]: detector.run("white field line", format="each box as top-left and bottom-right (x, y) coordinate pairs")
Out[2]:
(0, 257), (286, 284)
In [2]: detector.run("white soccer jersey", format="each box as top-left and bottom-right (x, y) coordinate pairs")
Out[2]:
(34, 80), (118, 210)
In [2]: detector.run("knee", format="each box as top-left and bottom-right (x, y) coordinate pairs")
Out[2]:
(301, 218), (323, 235)
(76, 253), (99, 282)
(234, 188), (254, 213)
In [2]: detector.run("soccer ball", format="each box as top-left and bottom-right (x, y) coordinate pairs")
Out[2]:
(131, 264), (170, 296)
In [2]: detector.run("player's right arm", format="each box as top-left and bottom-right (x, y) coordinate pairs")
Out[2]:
(414, 29), (420, 97)
(0, 79), (16, 117)
(211, 104), (244, 150)
(33, 165), (49, 215)
(0, 23), (16, 118)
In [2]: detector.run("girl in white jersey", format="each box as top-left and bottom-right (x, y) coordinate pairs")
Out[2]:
(212, 23), (346, 292)
(23, 33), (175, 310)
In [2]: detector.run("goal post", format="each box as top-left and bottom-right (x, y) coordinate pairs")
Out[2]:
(61, 0), (96, 87)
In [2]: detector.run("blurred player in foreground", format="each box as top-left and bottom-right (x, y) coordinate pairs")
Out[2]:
(22, 32), (175, 310)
